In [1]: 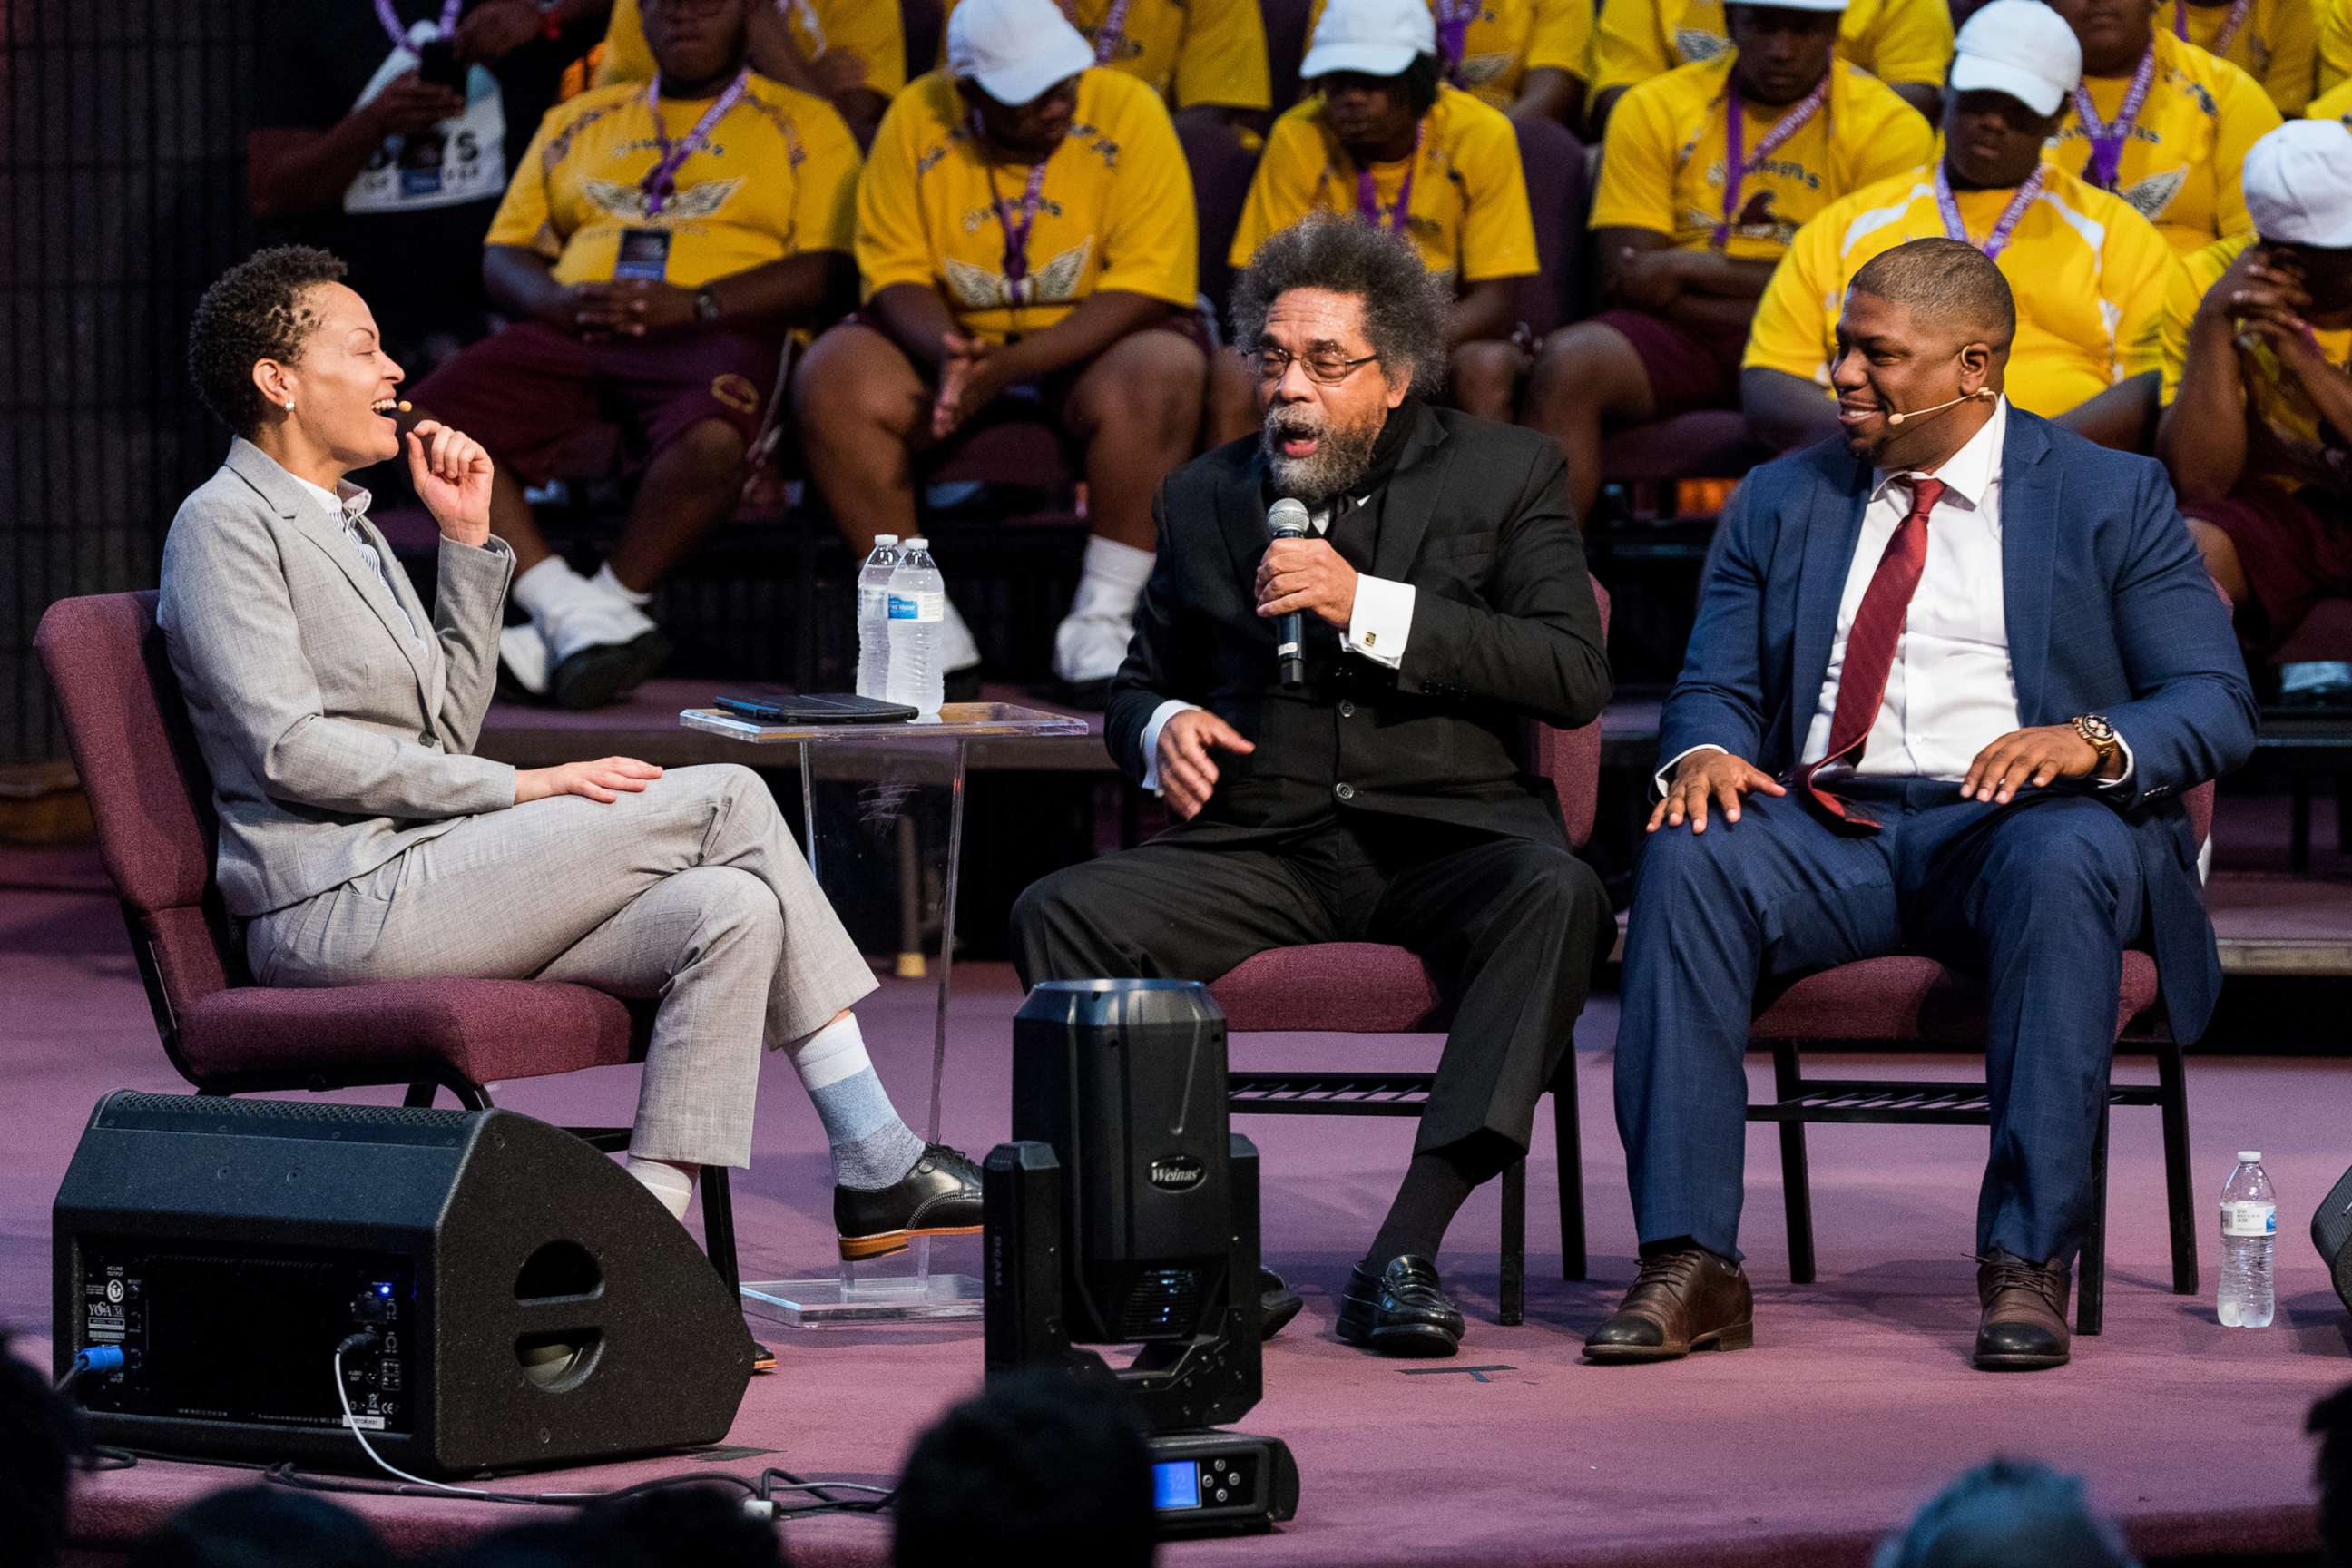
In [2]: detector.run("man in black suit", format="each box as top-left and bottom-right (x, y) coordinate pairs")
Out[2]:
(1011, 211), (1612, 1358)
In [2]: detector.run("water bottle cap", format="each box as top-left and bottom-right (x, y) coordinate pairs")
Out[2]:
(904, 536), (929, 550)
(875, 534), (899, 545)
(2237, 1151), (2262, 1164)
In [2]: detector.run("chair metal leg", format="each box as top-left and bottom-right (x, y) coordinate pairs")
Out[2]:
(1499, 1158), (1526, 1326)
(2157, 1041), (2199, 1296)
(2078, 1099), (2110, 1337)
(1553, 1069), (1587, 1282)
(1772, 1041), (1817, 1285)
(700, 1166), (740, 1294)
(403, 1083), (436, 1109)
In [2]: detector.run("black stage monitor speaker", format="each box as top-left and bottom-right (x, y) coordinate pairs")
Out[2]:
(54, 1091), (756, 1475)
(2318, 1162), (2352, 1316)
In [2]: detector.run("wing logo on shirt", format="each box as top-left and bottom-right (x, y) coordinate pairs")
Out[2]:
(2115, 167), (2186, 223)
(1455, 51), (1514, 87)
(943, 238), (1093, 308)
(1676, 28), (1731, 63)
(582, 176), (743, 222)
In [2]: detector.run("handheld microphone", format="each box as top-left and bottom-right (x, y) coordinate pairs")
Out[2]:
(1267, 497), (1310, 688)
(1885, 387), (1994, 426)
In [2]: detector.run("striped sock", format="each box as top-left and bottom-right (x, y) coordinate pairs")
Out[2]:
(786, 1014), (926, 1191)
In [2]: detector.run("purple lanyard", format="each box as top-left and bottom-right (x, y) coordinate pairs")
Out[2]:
(642, 71), (750, 217)
(2174, 0), (2252, 54)
(1072, 0), (1134, 64)
(374, 0), (463, 48)
(1435, 0), (1482, 83)
(2072, 45), (2156, 191)
(1713, 77), (1828, 249)
(1354, 123), (1426, 236)
(1934, 162), (2045, 261)
(973, 114), (1053, 296)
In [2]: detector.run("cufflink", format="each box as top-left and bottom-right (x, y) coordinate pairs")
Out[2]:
(1363, 632), (1378, 647)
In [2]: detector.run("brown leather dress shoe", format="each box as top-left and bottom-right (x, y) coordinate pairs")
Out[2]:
(1583, 1248), (1754, 1363)
(1975, 1253), (2071, 1370)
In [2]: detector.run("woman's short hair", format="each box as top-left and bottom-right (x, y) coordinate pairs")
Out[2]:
(1230, 211), (1452, 396)
(187, 246), (349, 438)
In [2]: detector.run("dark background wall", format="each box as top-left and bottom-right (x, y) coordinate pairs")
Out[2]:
(3, 0), (260, 765)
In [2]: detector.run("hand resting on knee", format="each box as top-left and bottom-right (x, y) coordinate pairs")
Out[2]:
(515, 756), (664, 805)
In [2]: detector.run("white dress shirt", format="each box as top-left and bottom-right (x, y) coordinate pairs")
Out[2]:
(1138, 497), (1416, 794)
(290, 471), (425, 649)
(1661, 399), (2131, 793)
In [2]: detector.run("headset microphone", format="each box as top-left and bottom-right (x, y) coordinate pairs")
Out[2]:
(1885, 387), (1994, 426)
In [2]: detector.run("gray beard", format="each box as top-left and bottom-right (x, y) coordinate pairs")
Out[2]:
(1261, 408), (1383, 505)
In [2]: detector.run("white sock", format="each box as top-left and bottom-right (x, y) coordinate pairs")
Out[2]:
(592, 561), (654, 609)
(1069, 535), (1155, 622)
(513, 556), (594, 625)
(626, 1154), (698, 1221)
(939, 596), (982, 672)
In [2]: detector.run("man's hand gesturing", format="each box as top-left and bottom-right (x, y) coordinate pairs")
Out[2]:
(1649, 749), (1786, 834)
(1156, 710), (1255, 822)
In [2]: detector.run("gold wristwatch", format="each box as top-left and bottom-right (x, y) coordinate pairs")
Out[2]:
(2073, 714), (2120, 772)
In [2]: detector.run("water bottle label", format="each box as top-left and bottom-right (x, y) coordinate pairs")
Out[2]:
(887, 592), (945, 622)
(2221, 1200), (2276, 1238)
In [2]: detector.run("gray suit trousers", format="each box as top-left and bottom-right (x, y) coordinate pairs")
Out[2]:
(243, 763), (876, 1168)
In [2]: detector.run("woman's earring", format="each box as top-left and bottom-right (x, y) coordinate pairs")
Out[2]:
(282, 398), (296, 411)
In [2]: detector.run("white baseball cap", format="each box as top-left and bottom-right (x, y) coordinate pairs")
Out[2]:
(1302, 0), (1437, 81)
(1948, 0), (2082, 118)
(2242, 120), (2352, 248)
(947, 0), (1094, 107)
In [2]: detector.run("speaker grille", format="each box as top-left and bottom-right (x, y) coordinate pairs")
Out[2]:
(99, 1093), (468, 1131)
(1114, 1266), (1205, 1340)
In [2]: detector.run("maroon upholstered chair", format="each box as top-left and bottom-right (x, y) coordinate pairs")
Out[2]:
(1745, 782), (2216, 1337)
(1512, 115), (1589, 341)
(1213, 580), (1611, 1326)
(33, 593), (744, 1288)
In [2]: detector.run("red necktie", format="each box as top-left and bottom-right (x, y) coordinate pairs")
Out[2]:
(1798, 475), (1946, 831)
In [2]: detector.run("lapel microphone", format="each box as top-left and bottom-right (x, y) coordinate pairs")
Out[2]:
(1885, 387), (1994, 426)
(1267, 497), (1310, 688)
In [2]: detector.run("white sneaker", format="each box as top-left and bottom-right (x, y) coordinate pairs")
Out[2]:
(1051, 608), (1136, 688)
(499, 622), (551, 697)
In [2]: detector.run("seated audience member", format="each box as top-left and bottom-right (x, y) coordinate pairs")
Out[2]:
(412, 0), (862, 710)
(1307, 0), (1597, 128)
(2170, 0), (2318, 115)
(2158, 120), (2352, 701)
(893, 1373), (1154, 1566)
(1587, 0), (1951, 128)
(248, 0), (600, 370)
(1523, 0), (1929, 525)
(593, 0), (904, 147)
(1222, 0), (1541, 431)
(941, 0), (1275, 129)
(1872, 1460), (2138, 1568)
(127, 1487), (390, 1568)
(2042, 0), (2281, 256)
(1599, 238), (2255, 1374)
(2317, 1384), (2352, 1568)
(0, 1333), (77, 1568)
(1741, 1), (2180, 456)
(793, 0), (1205, 697)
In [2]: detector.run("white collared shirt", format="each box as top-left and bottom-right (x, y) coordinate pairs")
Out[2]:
(289, 471), (424, 649)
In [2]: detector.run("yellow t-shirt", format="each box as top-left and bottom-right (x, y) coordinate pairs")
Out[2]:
(1744, 162), (2183, 418)
(2169, 0), (2318, 114)
(2160, 235), (2352, 495)
(2313, 71), (2352, 121)
(593, 0), (906, 100)
(1589, 0), (1953, 99)
(854, 68), (1197, 342)
(938, 0), (1272, 111)
(1304, 0), (1596, 106)
(1590, 55), (1932, 260)
(2045, 29), (2281, 256)
(1229, 83), (1539, 288)
(486, 75), (861, 289)
(2323, 0), (2350, 89)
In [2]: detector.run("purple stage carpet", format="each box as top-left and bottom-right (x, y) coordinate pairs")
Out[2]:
(4, 845), (2347, 1566)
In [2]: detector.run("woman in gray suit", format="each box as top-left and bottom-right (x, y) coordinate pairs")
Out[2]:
(161, 246), (982, 1280)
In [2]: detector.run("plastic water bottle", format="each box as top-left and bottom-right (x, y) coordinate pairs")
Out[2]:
(885, 536), (945, 717)
(2218, 1151), (2277, 1328)
(855, 534), (900, 700)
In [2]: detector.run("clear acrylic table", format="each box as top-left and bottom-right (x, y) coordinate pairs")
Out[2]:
(679, 701), (1092, 1325)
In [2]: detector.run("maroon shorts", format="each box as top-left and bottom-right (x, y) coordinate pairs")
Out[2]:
(2184, 486), (2352, 655)
(410, 319), (784, 485)
(1592, 308), (1747, 418)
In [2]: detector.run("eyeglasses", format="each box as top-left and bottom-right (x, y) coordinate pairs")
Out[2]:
(1241, 346), (1381, 386)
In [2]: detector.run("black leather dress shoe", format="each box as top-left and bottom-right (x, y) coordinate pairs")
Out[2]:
(835, 1144), (984, 1260)
(1336, 1255), (1464, 1357)
(1260, 1268), (1303, 1341)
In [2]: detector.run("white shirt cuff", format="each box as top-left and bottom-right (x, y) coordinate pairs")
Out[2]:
(1138, 699), (1202, 795)
(1342, 575), (1415, 670)
(1654, 743), (1729, 799)
(2092, 730), (2135, 791)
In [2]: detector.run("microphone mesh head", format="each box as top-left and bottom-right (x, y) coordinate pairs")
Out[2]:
(1267, 497), (1311, 538)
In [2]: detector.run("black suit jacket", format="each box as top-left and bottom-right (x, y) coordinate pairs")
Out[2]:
(1107, 403), (1611, 847)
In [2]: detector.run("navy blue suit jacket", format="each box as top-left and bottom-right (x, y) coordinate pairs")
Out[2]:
(1659, 408), (2258, 1040)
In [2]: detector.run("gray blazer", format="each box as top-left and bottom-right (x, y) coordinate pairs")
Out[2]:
(158, 437), (517, 918)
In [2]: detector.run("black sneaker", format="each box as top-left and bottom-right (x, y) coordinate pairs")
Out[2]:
(834, 1143), (984, 1261)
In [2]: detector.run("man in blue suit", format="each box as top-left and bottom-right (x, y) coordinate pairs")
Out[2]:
(1592, 238), (2256, 1372)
